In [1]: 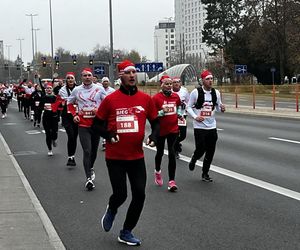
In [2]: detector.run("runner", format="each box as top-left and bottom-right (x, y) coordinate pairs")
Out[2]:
(23, 81), (35, 120)
(152, 75), (182, 191)
(172, 77), (189, 158)
(93, 59), (159, 246)
(0, 85), (9, 119)
(31, 84), (44, 127)
(67, 68), (106, 190)
(39, 83), (61, 156)
(187, 70), (225, 182)
(58, 72), (78, 166)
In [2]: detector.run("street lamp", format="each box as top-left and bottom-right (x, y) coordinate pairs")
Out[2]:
(5, 45), (12, 83)
(49, 0), (54, 77)
(109, 0), (114, 83)
(17, 38), (24, 78)
(26, 14), (38, 69)
(33, 28), (40, 61)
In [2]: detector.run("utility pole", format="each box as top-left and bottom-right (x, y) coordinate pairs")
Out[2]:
(49, 0), (54, 77)
(26, 14), (38, 70)
(109, 0), (114, 83)
(17, 38), (24, 78)
(5, 45), (12, 83)
(33, 28), (40, 62)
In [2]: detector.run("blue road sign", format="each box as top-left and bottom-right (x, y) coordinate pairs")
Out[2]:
(135, 62), (163, 73)
(235, 65), (247, 74)
(94, 65), (105, 75)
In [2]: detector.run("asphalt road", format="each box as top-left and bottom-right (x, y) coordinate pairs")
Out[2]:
(1, 100), (299, 250)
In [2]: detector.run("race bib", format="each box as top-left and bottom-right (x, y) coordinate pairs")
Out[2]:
(178, 117), (187, 126)
(116, 115), (139, 133)
(200, 105), (212, 117)
(82, 108), (95, 118)
(162, 103), (176, 116)
(44, 103), (52, 111)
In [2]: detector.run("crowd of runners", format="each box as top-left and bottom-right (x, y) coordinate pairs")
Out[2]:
(0, 59), (225, 246)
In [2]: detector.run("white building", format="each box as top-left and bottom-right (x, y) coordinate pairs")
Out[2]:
(154, 19), (176, 69)
(0, 40), (4, 61)
(174, 0), (209, 65)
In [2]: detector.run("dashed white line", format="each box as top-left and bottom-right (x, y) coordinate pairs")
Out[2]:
(269, 137), (300, 145)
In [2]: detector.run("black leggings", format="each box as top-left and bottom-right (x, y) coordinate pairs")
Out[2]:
(106, 158), (146, 231)
(34, 107), (42, 124)
(42, 115), (58, 150)
(23, 99), (30, 118)
(1, 103), (7, 114)
(155, 133), (178, 181)
(174, 125), (187, 152)
(63, 118), (78, 157)
(193, 128), (218, 175)
(78, 127), (100, 179)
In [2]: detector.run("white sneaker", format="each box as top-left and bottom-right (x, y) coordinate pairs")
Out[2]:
(85, 178), (95, 190)
(48, 150), (53, 156)
(91, 169), (96, 181)
(1, 114), (5, 119)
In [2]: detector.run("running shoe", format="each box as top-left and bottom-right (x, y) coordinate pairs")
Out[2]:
(66, 157), (76, 166)
(189, 156), (197, 171)
(168, 180), (178, 192)
(91, 169), (96, 181)
(118, 230), (141, 246)
(154, 170), (163, 186)
(48, 150), (53, 156)
(202, 174), (213, 182)
(101, 206), (116, 232)
(85, 178), (95, 191)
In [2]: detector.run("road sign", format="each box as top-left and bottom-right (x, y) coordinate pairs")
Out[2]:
(135, 62), (163, 73)
(235, 65), (247, 74)
(94, 65), (105, 75)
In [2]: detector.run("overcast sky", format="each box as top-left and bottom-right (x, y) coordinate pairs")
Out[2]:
(1, 0), (174, 64)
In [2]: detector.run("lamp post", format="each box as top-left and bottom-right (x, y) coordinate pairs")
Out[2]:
(109, 0), (114, 83)
(49, 0), (54, 77)
(33, 28), (40, 62)
(5, 45), (12, 83)
(17, 38), (24, 78)
(26, 14), (38, 69)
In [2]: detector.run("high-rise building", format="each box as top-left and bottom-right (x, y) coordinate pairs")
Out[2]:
(154, 19), (176, 69)
(175, 0), (208, 67)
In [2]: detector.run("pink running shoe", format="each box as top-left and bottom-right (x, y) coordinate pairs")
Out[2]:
(168, 180), (178, 192)
(154, 170), (163, 186)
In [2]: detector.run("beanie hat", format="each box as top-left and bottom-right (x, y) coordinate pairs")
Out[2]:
(118, 60), (136, 72)
(160, 75), (172, 86)
(81, 68), (93, 74)
(200, 70), (213, 80)
(101, 77), (110, 83)
(172, 77), (181, 83)
(66, 72), (75, 78)
(45, 82), (53, 88)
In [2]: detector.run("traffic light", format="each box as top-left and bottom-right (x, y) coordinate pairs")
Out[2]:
(73, 59), (77, 65)
(4, 64), (8, 70)
(89, 59), (93, 65)
(55, 60), (59, 68)
(41, 57), (47, 67)
(27, 65), (30, 72)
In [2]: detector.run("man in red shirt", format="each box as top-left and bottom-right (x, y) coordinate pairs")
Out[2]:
(152, 75), (182, 192)
(93, 60), (159, 246)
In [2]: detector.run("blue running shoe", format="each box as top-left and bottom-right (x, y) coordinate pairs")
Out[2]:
(118, 230), (141, 246)
(101, 206), (116, 232)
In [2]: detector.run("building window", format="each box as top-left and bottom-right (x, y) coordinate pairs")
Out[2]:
(166, 35), (168, 38)
(171, 46), (175, 50)
(166, 46), (168, 50)
(171, 34), (174, 38)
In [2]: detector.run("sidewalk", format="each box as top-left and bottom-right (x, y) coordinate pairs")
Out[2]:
(0, 133), (65, 250)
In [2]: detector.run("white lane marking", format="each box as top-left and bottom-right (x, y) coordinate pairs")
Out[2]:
(25, 130), (41, 135)
(3, 123), (17, 125)
(269, 137), (300, 145)
(143, 144), (300, 201)
(0, 133), (66, 250)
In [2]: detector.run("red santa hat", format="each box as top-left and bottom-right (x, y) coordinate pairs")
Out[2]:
(200, 70), (213, 80)
(81, 68), (93, 74)
(160, 75), (172, 86)
(45, 82), (53, 88)
(172, 77), (181, 83)
(65, 72), (75, 78)
(117, 60), (136, 72)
